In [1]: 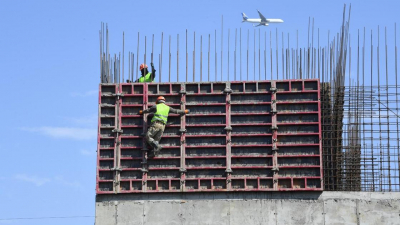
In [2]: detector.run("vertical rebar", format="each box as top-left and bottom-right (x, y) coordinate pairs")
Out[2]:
(270, 31), (272, 80)
(208, 34), (210, 82)
(144, 36), (147, 70)
(151, 34), (154, 66)
(177, 34), (179, 82)
(186, 30), (188, 82)
(282, 32), (284, 80)
(377, 26), (382, 191)
(228, 30), (230, 81)
(254, 30), (256, 80)
(370, 29), (375, 190)
(276, 28), (278, 79)
(169, 35), (171, 82)
(122, 32), (125, 82)
(161, 32), (163, 82)
(221, 16), (223, 81)
(215, 30), (217, 81)
(193, 32), (196, 81)
(395, 23), (399, 188)
(259, 29), (261, 80)
(136, 32), (139, 81)
(240, 28), (242, 81)
(264, 31), (267, 80)
(247, 30), (249, 81)
(385, 27), (390, 190)
(235, 29), (237, 81)
(201, 35), (203, 82)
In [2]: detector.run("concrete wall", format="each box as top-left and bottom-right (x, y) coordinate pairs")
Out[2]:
(95, 192), (400, 225)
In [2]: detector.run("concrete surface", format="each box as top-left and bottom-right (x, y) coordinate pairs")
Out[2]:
(95, 192), (400, 225)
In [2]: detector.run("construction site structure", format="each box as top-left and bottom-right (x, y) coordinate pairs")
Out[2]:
(95, 5), (400, 224)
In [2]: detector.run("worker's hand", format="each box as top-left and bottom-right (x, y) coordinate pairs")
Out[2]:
(185, 109), (190, 114)
(139, 110), (143, 115)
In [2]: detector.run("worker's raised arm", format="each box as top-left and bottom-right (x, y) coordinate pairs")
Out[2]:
(169, 107), (190, 115)
(139, 105), (157, 114)
(150, 62), (156, 81)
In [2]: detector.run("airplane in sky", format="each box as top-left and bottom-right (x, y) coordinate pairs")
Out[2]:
(242, 10), (284, 27)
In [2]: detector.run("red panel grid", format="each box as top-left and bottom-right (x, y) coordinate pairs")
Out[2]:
(96, 79), (323, 194)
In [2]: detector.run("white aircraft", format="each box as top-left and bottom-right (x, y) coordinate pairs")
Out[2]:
(242, 10), (284, 27)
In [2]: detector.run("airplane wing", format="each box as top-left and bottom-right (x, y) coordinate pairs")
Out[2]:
(257, 10), (267, 22)
(253, 23), (269, 27)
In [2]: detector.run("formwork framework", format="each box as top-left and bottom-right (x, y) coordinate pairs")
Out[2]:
(96, 80), (322, 193)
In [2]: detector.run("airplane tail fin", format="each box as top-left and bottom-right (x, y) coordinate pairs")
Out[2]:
(241, 13), (248, 22)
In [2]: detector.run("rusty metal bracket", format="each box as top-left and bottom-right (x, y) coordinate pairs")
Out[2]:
(272, 147), (279, 151)
(101, 103), (114, 107)
(224, 126), (232, 131)
(179, 129), (187, 133)
(112, 93), (125, 97)
(224, 88), (232, 93)
(112, 129), (123, 134)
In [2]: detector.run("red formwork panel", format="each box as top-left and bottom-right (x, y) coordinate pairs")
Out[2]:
(96, 80), (323, 194)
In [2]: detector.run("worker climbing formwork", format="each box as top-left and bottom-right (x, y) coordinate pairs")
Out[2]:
(139, 96), (189, 157)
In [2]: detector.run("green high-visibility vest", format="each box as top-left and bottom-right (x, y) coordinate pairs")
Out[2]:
(138, 72), (153, 82)
(151, 103), (170, 124)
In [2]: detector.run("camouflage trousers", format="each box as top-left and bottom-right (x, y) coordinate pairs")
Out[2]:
(145, 121), (166, 148)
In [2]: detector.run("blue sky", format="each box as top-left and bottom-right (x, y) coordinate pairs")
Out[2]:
(0, 0), (399, 224)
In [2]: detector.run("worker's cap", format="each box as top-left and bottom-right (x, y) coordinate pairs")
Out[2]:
(140, 64), (148, 70)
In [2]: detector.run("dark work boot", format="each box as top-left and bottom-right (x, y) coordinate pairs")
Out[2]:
(148, 150), (155, 158)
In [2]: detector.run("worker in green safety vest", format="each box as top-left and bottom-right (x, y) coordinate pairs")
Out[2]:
(139, 96), (190, 157)
(136, 63), (156, 82)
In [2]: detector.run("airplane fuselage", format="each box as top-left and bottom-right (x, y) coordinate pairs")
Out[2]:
(245, 19), (284, 23)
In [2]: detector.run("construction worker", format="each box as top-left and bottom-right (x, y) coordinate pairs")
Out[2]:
(136, 62), (156, 82)
(139, 96), (190, 157)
